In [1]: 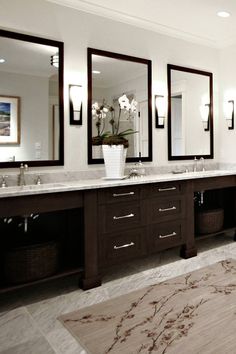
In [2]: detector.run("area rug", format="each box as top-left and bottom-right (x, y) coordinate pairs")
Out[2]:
(59, 259), (236, 354)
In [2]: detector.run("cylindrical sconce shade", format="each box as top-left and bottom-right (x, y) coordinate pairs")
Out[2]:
(155, 95), (165, 128)
(69, 85), (82, 125)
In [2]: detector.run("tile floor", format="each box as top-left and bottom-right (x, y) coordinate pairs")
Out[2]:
(1, 234), (236, 354)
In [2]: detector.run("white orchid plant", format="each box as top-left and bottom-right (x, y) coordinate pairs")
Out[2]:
(92, 94), (138, 147)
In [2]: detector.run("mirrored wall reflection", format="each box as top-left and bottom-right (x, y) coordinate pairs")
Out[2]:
(0, 30), (64, 167)
(88, 48), (152, 163)
(168, 64), (213, 160)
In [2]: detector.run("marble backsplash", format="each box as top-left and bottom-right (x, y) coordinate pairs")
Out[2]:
(0, 161), (222, 186)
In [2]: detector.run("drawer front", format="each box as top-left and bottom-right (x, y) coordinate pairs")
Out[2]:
(144, 182), (184, 198)
(98, 186), (140, 204)
(99, 202), (142, 233)
(148, 197), (184, 223)
(148, 221), (184, 253)
(99, 228), (146, 266)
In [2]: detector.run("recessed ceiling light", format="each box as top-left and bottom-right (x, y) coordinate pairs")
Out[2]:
(0, 58), (5, 63)
(217, 11), (230, 18)
(92, 70), (101, 74)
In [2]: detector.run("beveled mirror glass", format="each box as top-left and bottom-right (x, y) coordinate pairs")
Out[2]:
(87, 48), (152, 163)
(167, 64), (213, 160)
(0, 29), (64, 167)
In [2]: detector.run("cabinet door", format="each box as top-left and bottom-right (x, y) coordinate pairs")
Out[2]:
(148, 220), (184, 253)
(99, 228), (146, 266)
(143, 182), (184, 198)
(99, 202), (143, 233)
(148, 196), (185, 223)
(98, 186), (140, 204)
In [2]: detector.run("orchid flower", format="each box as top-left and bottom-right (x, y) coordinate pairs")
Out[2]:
(118, 94), (130, 110)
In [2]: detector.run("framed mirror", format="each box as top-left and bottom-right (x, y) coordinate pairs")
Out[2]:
(167, 64), (213, 160)
(87, 48), (152, 164)
(0, 29), (64, 168)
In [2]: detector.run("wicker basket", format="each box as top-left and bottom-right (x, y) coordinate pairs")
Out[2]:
(4, 241), (59, 284)
(196, 208), (224, 235)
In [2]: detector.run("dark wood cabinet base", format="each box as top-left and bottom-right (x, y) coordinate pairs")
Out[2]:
(80, 276), (102, 290)
(180, 245), (198, 259)
(1, 174), (236, 293)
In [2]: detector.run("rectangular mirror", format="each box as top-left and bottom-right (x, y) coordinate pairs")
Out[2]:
(87, 48), (152, 163)
(0, 29), (64, 167)
(167, 64), (213, 160)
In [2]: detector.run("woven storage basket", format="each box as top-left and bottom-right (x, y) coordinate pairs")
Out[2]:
(196, 208), (224, 234)
(4, 241), (59, 284)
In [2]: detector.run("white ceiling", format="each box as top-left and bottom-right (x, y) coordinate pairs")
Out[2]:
(47, 0), (236, 48)
(0, 37), (58, 77)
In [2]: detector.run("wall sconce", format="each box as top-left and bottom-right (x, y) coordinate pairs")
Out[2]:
(155, 95), (165, 128)
(200, 103), (210, 131)
(69, 85), (82, 125)
(225, 100), (234, 130)
(50, 53), (59, 68)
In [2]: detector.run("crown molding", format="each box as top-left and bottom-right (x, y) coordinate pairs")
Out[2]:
(47, 0), (221, 48)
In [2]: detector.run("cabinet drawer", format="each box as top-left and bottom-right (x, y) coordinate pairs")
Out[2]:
(148, 197), (184, 223)
(98, 186), (140, 204)
(99, 202), (142, 233)
(144, 182), (184, 198)
(99, 228), (146, 266)
(148, 221), (184, 253)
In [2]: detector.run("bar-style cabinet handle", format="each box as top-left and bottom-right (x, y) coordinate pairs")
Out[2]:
(158, 206), (177, 212)
(158, 232), (177, 239)
(114, 242), (135, 249)
(113, 213), (134, 220)
(113, 192), (135, 197)
(158, 187), (176, 192)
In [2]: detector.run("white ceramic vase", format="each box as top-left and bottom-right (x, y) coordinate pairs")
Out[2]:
(102, 144), (127, 179)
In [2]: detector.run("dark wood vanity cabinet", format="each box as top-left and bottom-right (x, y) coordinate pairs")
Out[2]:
(1, 174), (236, 294)
(98, 182), (187, 268)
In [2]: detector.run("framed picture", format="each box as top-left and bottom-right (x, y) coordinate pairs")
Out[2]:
(0, 95), (20, 144)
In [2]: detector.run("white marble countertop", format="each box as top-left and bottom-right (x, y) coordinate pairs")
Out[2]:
(0, 169), (236, 199)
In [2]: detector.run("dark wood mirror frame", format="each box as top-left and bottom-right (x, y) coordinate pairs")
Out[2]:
(167, 64), (213, 160)
(87, 48), (153, 164)
(0, 29), (64, 168)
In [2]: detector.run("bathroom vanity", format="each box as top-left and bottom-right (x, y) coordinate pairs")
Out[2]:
(0, 170), (236, 293)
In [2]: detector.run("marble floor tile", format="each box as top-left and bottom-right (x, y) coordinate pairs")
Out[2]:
(0, 307), (42, 352)
(0, 337), (55, 354)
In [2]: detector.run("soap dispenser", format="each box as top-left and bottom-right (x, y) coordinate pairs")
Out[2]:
(137, 160), (145, 177)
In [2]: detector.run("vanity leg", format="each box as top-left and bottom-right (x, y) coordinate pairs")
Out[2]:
(180, 181), (197, 259)
(80, 190), (102, 290)
(233, 231), (236, 241)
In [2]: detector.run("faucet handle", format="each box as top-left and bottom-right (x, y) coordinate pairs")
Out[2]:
(35, 174), (42, 185)
(20, 163), (28, 170)
(1, 175), (8, 188)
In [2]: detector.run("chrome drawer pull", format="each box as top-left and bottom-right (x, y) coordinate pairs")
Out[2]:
(113, 213), (134, 220)
(159, 232), (177, 239)
(158, 206), (177, 212)
(113, 192), (135, 197)
(114, 242), (135, 250)
(158, 187), (176, 192)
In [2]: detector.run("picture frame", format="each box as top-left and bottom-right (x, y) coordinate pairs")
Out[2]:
(0, 95), (20, 144)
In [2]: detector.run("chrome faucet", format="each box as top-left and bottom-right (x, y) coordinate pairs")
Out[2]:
(0, 175), (8, 188)
(200, 157), (205, 171)
(18, 163), (28, 186)
(193, 157), (198, 172)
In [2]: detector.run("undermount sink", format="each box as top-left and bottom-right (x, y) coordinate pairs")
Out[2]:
(0, 183), (66, 193)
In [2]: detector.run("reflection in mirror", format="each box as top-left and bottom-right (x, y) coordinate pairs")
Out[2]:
(0, 29), (64, 167)
(167, 64), (213, 160)
(87, 48), (152, 163)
